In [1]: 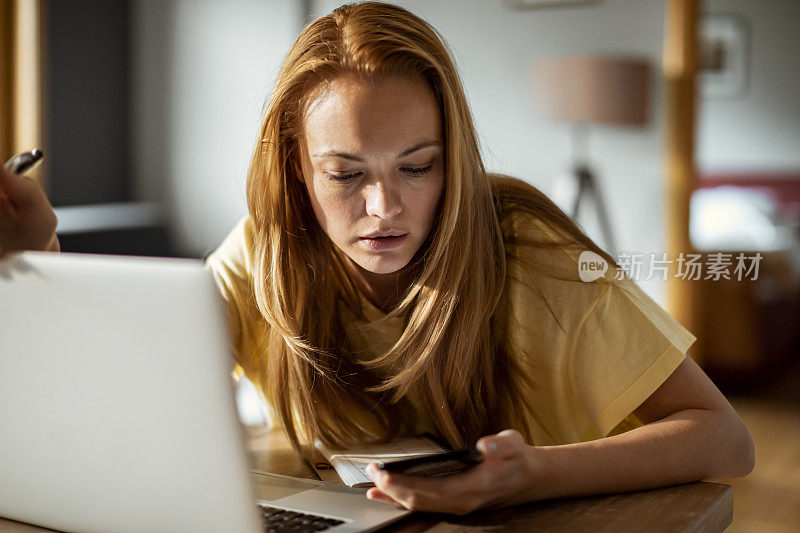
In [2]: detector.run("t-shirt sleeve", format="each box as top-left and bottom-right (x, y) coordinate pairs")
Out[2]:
(204, 215), (265, 376)
(503, 209), (697, 444)
(567, 277), (696, 440)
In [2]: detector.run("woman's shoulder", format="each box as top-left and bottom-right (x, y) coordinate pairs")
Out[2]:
(205, 214), (256, 280)
(490, 174), (589, 277)
(204, 214), (266, 375)
(489, 174), (617, 331)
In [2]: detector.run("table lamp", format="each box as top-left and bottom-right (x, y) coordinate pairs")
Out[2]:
(533, 55), (652, 255)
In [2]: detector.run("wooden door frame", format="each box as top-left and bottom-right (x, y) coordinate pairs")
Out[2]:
(663, 0), (701, 363)
(0, 0), (46, 189)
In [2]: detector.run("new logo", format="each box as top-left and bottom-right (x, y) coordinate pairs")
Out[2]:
(578, 251), (608, 282)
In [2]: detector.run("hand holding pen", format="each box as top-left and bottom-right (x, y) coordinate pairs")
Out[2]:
(0, 149), (60, 258)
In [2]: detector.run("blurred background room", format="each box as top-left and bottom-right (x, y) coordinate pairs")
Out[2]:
(1, 0), (798, 530)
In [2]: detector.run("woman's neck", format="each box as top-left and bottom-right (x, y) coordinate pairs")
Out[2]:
(344, 257), (413, 314)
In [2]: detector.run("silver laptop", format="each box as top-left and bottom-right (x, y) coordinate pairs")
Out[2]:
(0, 251), (410, 533)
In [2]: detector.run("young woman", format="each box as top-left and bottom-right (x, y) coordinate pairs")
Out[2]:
(0, 1), (753, 516)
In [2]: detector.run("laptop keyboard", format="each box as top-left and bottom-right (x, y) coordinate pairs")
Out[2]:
(259, 504), (346, 532)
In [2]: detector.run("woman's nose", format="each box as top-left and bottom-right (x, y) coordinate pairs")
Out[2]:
(365, 182), (402, 219)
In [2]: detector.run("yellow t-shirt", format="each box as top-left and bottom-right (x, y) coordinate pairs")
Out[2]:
(205, 210), (696, 446)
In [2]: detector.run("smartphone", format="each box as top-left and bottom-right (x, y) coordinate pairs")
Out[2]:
(376, 447), (483, 477)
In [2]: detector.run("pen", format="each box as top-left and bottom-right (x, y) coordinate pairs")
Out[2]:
(3, 149), (44, 175)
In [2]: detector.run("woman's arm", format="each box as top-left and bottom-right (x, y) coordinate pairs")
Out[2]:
(365, 355), (754, 514)
(522, 355), (754, 502)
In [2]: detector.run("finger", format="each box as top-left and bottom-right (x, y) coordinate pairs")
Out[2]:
(366, 488), (399, 505)
(0, 192), (16, 217)
(367, 464), (435, 509)
(0, 166), (36, 206)
(476, 429), (526, 460)
(0, 166), (23, 195)
(367, 462), (453, 494)
(366, 461), (483, 513)
(0, 172), (12, 205)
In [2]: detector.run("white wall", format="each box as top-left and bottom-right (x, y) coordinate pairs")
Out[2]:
(698, 0), (800, 172)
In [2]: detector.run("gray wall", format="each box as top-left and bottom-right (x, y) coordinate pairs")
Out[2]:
(129, 0), (800, 303)
(699, 0), (800, 171)
(130, 0), (302, 257)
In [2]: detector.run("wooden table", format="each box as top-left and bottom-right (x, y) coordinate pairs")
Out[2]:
(246, 426), (734, 532)
(0, 426), (733, 532)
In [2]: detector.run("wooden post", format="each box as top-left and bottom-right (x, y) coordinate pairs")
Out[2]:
(0, 0), (14, 160)
(663, 0), (701, 363)
(0, 0), (46, 189)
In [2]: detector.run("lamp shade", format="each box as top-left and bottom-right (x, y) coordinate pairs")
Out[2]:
(533, 56), (652, 128)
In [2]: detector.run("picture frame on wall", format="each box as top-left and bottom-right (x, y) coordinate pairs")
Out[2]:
(699, 14), (750, 98)
(502, 0), (599, 9)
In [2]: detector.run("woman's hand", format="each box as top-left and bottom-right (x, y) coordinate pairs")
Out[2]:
(0, 165), (59, 258)
(364, 429), (544, 515)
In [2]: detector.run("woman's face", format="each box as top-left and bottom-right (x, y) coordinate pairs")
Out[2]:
(296, 74), (445, 275)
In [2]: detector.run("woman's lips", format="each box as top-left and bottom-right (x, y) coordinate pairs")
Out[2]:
(358, 234), (408, 250)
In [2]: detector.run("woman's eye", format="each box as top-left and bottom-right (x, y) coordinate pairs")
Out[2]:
(325, 171), (362, 182)
(324, 164), (432, 182)
(403, 164), (433, 175)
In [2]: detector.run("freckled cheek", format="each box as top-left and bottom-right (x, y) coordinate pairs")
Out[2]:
(417, 181), (444, 232)
(315, 190), (362, 241)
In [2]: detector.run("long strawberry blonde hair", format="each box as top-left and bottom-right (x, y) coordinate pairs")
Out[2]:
(245, 1), (616, 451)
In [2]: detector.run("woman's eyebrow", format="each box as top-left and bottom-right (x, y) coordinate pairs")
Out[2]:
(311, 140), (441, 161)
